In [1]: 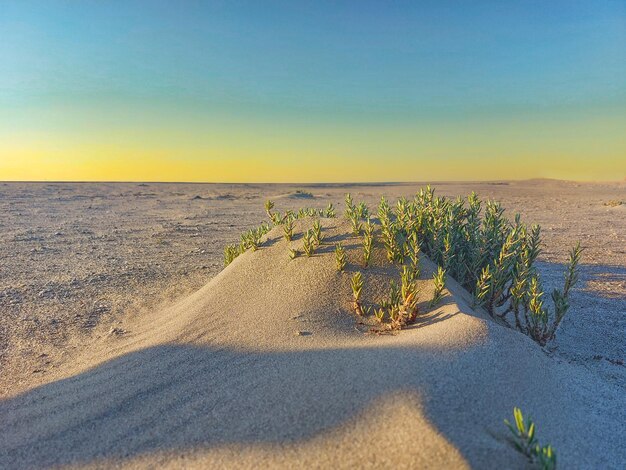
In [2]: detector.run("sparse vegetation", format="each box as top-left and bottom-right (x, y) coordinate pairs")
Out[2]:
(335, 243), (346, 272)
(223, 190), (582, 344)
(224, 244), (240, 266)
(505, 407), (556, 470)
(289, 248), (299, 259)
(603, 200), (623, 207)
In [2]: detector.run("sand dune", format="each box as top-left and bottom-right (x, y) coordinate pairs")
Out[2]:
(1, 218), (624, 469)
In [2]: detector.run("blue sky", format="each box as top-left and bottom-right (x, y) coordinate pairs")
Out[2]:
(1, 1), (625, 181)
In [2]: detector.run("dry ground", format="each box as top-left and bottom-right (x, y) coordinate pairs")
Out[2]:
(0, 180), (624, 390)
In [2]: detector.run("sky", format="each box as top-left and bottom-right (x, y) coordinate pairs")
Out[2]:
(1, 0), (625, 182)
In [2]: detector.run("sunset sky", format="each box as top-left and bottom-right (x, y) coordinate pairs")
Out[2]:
(1, 1), (625, 182)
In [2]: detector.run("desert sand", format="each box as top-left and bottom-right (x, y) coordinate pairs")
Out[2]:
(1, 180), (625, 468)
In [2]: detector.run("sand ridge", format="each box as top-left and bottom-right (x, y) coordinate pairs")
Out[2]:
(1, 218), (624, 469)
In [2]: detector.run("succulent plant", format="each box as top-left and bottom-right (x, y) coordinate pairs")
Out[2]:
(335, 243), (346, 272)
(505, 408), (556, 470)
(351, 271), (364, 316)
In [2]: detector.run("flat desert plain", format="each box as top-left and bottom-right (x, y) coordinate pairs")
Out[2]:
(0, 180), (624, 468)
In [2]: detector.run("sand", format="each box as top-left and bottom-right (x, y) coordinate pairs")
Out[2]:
(0, 180), (625, 468)
(1, 214), (625, 469)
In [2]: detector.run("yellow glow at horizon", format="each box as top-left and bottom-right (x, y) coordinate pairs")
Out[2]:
(1, 106), (624, 182)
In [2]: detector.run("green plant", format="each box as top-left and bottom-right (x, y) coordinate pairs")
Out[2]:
(356, 201), (369, 219)
(362, 219), (373, 268)
(335, 243), (346, 272)
(302, 229), (316, 257)
(224, 244), (241, 267)
(264, 199), (274, 218)
(505, 408), (556, 470)
(325, 203), (336, 218)
(289, 248), (298, 259)
(344, 193), (354, 218)
(396, 265), (419, 327)
(312, 219), (323, 244)
(374, 307), (385, 323)
(283, 216), (294, 241)
(351, 271), (364, 316)
(429, 266), (446, 307)
(350, 213), (362, 236)
(240, 222), (271, 251)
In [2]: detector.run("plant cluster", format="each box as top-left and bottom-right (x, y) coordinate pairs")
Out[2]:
(505, 408), (556, 470)
(226, 191), (581, 345)
(372, 187), (581, 344)
(223, 222), (272, 266)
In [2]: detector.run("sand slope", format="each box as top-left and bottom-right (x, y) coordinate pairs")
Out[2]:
(1, 219), (624, 469)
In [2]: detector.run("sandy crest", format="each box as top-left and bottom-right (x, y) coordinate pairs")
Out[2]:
(1, 219), (624, 469)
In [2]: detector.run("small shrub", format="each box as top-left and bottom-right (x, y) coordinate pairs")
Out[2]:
(224, 244), (241, 267)
(395, 265), (419, 327)
(429, 266), (446, 307)
(312, 219), (323, 244)
(344, 193), (354, 218)
(351, 271), (364, 316)
(335, 243), (346, 272)
(240, 223), (271, 251)
(325, 203), (336, 218)
(302, 229), (316, 257)
(264, 199), (274, 218)
(356, 201), (369, 219)
(350, 213), (362, 236)
(505, 408), (556, 470)
(283, 217), (294, 241)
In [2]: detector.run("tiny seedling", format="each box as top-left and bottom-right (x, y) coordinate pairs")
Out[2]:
(429, 266), (446, 308)
(351, 271), (364, 316)
(335, 243), (346, 272)
(289, 248), (298, 259)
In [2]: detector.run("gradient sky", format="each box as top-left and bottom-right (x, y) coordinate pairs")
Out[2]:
(1, 1), (625, 182)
